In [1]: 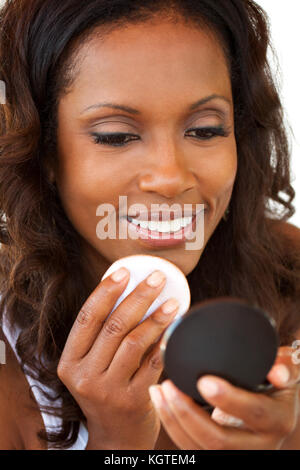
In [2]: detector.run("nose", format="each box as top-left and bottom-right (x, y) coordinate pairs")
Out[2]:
(138, 143), (197, 199)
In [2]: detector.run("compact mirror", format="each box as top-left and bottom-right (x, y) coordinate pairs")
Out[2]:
(161, 297), (279, 408)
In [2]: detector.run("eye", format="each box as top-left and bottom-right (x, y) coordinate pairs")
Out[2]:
(185, 126), (230, 140)
(91, 132), (139, 147)
(90, 126), (230, 148)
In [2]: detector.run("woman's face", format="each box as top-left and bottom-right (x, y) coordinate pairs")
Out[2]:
(54, 18), (237, 280)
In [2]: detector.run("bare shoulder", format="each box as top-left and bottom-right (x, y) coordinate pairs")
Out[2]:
(0, 326), (47, 450)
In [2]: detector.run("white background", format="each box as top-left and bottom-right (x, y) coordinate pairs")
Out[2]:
(0, 0), (299, 227)
(256, 0), (300, 228)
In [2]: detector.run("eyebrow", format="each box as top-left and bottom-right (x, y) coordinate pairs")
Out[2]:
(80, 94), (231, 115)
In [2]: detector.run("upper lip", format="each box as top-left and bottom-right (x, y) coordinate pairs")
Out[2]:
(125, 206), (205, 221)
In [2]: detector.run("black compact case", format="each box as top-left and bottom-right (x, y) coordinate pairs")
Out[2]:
(160, 297), (279, 410)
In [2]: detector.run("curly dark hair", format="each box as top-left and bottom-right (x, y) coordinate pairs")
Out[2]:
(0, 0), (299, 450)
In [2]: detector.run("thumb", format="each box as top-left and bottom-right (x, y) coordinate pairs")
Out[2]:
(267, 346), (300, 389)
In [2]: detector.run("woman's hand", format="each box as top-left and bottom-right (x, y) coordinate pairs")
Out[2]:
(57, 267), (180, 450)
(148, 345), (300, 449)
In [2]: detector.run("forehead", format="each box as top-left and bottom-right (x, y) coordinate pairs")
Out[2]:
(60, 19), (232, 114)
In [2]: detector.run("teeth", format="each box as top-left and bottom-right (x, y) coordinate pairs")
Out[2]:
(140, 221), (149, 229)
(128, 216), (193, 232)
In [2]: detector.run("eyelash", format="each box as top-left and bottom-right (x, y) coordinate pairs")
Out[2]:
(91, 126), (230, 147)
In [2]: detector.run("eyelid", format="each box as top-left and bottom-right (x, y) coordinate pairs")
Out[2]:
(195, 107), (229, 119)
(90, 125), (231, 149)
(89, 118), (229, 134)
(90, 125), (229, 139)
(187, 115), (230, 130)
(84, 107), (230, 129)
(85, 117), (141, 131)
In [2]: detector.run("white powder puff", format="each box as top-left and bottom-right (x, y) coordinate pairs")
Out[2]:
(101, 254), (191, 323)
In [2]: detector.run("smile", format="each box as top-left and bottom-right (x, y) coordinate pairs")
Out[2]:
(122, 211), (204, 248)
(127, 215), (193, 233)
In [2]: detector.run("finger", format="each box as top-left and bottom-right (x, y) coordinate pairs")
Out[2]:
(196, 375), (292, 435)
(130, 312), (178, 390)
(107, 298), (179, 381)
(60, 267), (130, 362)
(148, 385), (203, 450)
(131, 332), (165, 391)
(151, 381), (264, 450)
(267, 346), (300, 389)
(84, 270), (167, 371)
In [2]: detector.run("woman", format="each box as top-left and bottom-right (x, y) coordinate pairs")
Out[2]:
(0, 0), (299, 450)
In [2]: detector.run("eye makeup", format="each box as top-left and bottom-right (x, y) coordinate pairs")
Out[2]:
(90, 125), (231, 147)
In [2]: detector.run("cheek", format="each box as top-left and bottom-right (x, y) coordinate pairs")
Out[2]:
(194, 140), (237, 201)
(55, 146), (126, 242)
(56, 128), (124, 210)
(56, 161), (100, 219)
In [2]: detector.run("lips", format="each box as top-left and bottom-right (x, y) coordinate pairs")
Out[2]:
(122, 210), (204, 249)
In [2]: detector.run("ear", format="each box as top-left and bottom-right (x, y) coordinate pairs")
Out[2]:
(44, 159), (56, 184)
(48, 168), (56, 184)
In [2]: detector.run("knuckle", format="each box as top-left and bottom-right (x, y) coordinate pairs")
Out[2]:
(74, 375), (91, 398)
(103, 316), (126, 338)
(57, 360), (68, 381)
(148, 350), (163, 370)
(76, 301), (95, 326)
(76, 284), (115, 327)
(250, 401), (267, 421)
(100, 284), (121, 302)
(132, 288), (152, 307)
(149, 312), (170, 327)
(124, 334), (146, 352)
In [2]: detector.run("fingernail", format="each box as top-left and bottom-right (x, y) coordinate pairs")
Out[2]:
(273, 364), (290, 383)
(212, 408), (244, 427)
(146, 270), (166, 288)
(162, 298), (179, 314)
(198, 378), (220, 397)
(149, 385), (163, 408)
(211, 408), (227, 423)
(226, 416), (245, 428)
(111, 267), (129, 283)
(161, 380), (178, 401)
